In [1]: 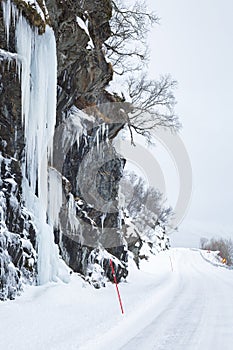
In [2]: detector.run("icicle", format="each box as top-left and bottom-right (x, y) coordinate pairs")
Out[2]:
(84, 135), (87, 147)
(67, 194), (80, 235)
(76, 133), (80, 151)
(2, 0), (11, 47)
(106, 124), (109, 144)
(0, 154), (2, 188)
(15, 16), (57, 195)
(102, 122), (106, 140)
(118, 209), (124, 230)
(15, 13), (32, 129)
(11, 2), (17, 27)
(48, 168), (63, 228)
(96, 127), (99, 152)
(1, 3), (69, 285)
(0, 157), (7, 234)
(101, 212), (107, 233)
(0, 193), (6, 232)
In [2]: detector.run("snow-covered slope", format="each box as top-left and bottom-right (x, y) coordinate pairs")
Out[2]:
(1, 248), (233, 350)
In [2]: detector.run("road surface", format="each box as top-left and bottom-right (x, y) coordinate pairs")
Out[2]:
(91, 249), (233, 350)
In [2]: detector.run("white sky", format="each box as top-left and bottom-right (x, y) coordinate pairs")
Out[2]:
(146, 0), (233, 242)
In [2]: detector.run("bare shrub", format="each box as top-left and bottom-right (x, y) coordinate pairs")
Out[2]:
(200, 237), (233, 266)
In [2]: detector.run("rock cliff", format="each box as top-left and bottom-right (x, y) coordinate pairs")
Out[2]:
(0, 0), (128, 299)
(0, 0), (170, 300)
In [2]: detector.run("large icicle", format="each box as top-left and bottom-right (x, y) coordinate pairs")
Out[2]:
(16, 15), (57, 197)
(1, 0), (11, 46)
(47, 167), (63, 229)
(2, 1), (68, 284)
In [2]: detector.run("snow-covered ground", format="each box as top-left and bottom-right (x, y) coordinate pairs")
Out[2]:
(1, 248), (233, 350)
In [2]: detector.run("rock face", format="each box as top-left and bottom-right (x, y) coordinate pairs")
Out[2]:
(0, 154), (37, 300)
(46, 0), (128, 284)
(0, 0), (170, 299)
(46, 0), (114, 123)
(0, 5), (37, 300)
(0, 0), (128, 299)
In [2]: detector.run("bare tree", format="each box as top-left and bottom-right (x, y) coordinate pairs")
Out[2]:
(200, 237), (208, 249)
(120, 171), (173, 226)
(106, 1), (181, 143)
(126, 74), (181, 143)
(120, 171), (173, 257)
(105, 0), (158, 75)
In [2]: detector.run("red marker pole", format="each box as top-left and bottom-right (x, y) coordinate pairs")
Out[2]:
(110, 259), (124, 314)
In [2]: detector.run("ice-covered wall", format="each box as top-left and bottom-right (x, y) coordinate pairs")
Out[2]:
(1, 0), (68, 285)
(1, 0), (127, 291)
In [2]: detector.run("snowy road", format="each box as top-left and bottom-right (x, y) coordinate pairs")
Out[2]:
(86, 249), (233, 350)
(1, 249), (233, 350)
(118, 249), (233, 350)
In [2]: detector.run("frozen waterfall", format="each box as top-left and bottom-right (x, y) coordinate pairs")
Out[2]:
(2, 0), (68, 284)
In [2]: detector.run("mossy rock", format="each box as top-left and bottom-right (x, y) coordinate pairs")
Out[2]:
(12, 0), (51, 34)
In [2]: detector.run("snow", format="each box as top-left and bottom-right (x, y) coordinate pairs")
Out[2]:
(76, 16), (89, 37)
(1, 3), (233, 349)
(76, 16), (94, 48)
(200, 249), (233, 269)
(0, 48), (18, 62)
(29, 0), (47, 22)
(21, 238), (33, 251)
(0, 248), (233, 349)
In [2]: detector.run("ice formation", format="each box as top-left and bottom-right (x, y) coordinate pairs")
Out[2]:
(2, 0), (68, 284)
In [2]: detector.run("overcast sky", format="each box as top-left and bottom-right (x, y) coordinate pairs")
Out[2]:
(146, 0), (233, 244)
